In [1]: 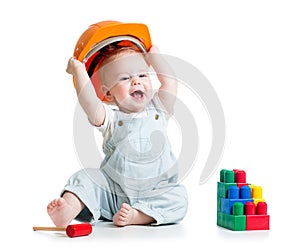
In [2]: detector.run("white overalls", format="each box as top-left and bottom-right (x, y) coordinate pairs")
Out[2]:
(63, 99), (188, 225)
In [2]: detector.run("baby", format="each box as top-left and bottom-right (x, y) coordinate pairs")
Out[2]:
(47, 42), (188, 227)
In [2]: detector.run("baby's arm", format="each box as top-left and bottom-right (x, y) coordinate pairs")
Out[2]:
(66, 57), (105, 126)
(147, 45), (177, 114)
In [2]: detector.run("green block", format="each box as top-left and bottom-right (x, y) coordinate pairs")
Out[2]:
(217, 182), (237, 198)
(217, 196), (221, 212)
(217, 212), (246, 231)
(217, 211), (223, 226)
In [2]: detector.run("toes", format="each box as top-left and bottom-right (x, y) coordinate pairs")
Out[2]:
(118, 216), (126, 222)
(52, 199), (59, 206)
(56, 198), (65, 206)
(47, 200), (57, 214)
(121, 203), (131, 211)
(113, 214), (126, 226)
(47, 204), (52, 211)
(119, 210), (128, 218)
(47, 198), (64, 211)
(113, 203), (135, 227)
(47, 200), (56, 209)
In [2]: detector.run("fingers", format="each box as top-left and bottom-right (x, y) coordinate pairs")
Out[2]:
(66, 57), (84, 75)
(149, 44), (160, 54)
(66, 57), (74, 74)
(144, 45), (161, 66)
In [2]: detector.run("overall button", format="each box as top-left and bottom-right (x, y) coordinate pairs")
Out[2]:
(118, 120), (123, 126)
(155, 114), (159, 120)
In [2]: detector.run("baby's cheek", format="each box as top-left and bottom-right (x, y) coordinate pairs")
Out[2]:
(115, 91), (129, 103)
(145, 79), (153, 89)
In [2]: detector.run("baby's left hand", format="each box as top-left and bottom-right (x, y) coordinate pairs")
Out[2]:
(148, 45), (160, 54)
(145, 45), (160, 65)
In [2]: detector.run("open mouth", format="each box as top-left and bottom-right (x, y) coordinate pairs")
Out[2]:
(130, 90), (145, 100)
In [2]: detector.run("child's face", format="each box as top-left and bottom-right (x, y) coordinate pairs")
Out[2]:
(99, 51), (153, 113)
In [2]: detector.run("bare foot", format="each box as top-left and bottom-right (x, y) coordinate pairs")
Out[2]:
(113, 203), (155, 226)
(47, 192), (84, 227)
(47, 198), (76, 227)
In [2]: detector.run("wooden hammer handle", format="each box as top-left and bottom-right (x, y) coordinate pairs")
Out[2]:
(33, 226), (66, 231)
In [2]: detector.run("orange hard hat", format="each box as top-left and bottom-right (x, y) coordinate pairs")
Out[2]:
(72, 20), (152, 102)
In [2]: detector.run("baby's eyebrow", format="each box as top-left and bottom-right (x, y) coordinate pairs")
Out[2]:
(116, 72), (130, 77)
(137, 67), (149, 73)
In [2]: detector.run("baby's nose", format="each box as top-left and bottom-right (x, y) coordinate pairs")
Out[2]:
(131, 77), (141, 86)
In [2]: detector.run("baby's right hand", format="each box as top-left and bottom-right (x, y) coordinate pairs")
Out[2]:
(66, 57), (85, 75)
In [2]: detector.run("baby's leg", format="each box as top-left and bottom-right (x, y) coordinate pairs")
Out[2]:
(47, 192), (84, 227)
(113, 203), (155, 227)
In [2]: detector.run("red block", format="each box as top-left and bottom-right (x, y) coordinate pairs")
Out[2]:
(236, 183), (249, 188)
(246, 215), (270, 230)
(234, 169), (246, 183)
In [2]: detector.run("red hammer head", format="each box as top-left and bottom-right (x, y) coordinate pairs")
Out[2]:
(66, 223), (92, 238)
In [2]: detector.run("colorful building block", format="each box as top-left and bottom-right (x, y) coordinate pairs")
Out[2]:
(245, 202), (270, 230)
(217, 212), (246, 231)
(217, 169), (270, 231)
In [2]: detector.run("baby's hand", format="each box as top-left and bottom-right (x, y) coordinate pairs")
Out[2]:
(66, 57), (86, 75)
(148, 44), (160, 54)
(145, 45), (160, 66)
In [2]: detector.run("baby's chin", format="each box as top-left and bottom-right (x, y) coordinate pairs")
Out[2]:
(117, 97), (151, 113)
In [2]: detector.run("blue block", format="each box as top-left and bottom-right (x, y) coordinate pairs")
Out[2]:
(228, 186), (239, 199)
(240, 185), (251, 199)
(221, 197), (253, 214)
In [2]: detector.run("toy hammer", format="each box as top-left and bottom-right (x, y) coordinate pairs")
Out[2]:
(33, 223), (92, 238)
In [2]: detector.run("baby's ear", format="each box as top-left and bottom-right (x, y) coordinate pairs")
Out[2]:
(102, 86), (113, 102)
(106, 91), (114, 102)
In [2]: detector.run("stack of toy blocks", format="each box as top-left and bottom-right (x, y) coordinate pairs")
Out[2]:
(217, 169), (270, 231)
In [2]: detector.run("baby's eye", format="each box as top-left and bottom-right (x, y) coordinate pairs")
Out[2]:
(120, 76), (130, 81)
(139, 74), (148, 78)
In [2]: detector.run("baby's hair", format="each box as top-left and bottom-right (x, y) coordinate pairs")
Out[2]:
(87, 41), (143, 77)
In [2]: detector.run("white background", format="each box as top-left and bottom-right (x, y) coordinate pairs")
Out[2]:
(1, 0), (299, 248)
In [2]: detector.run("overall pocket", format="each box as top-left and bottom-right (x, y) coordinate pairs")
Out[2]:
(123, 158), (161, 191)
